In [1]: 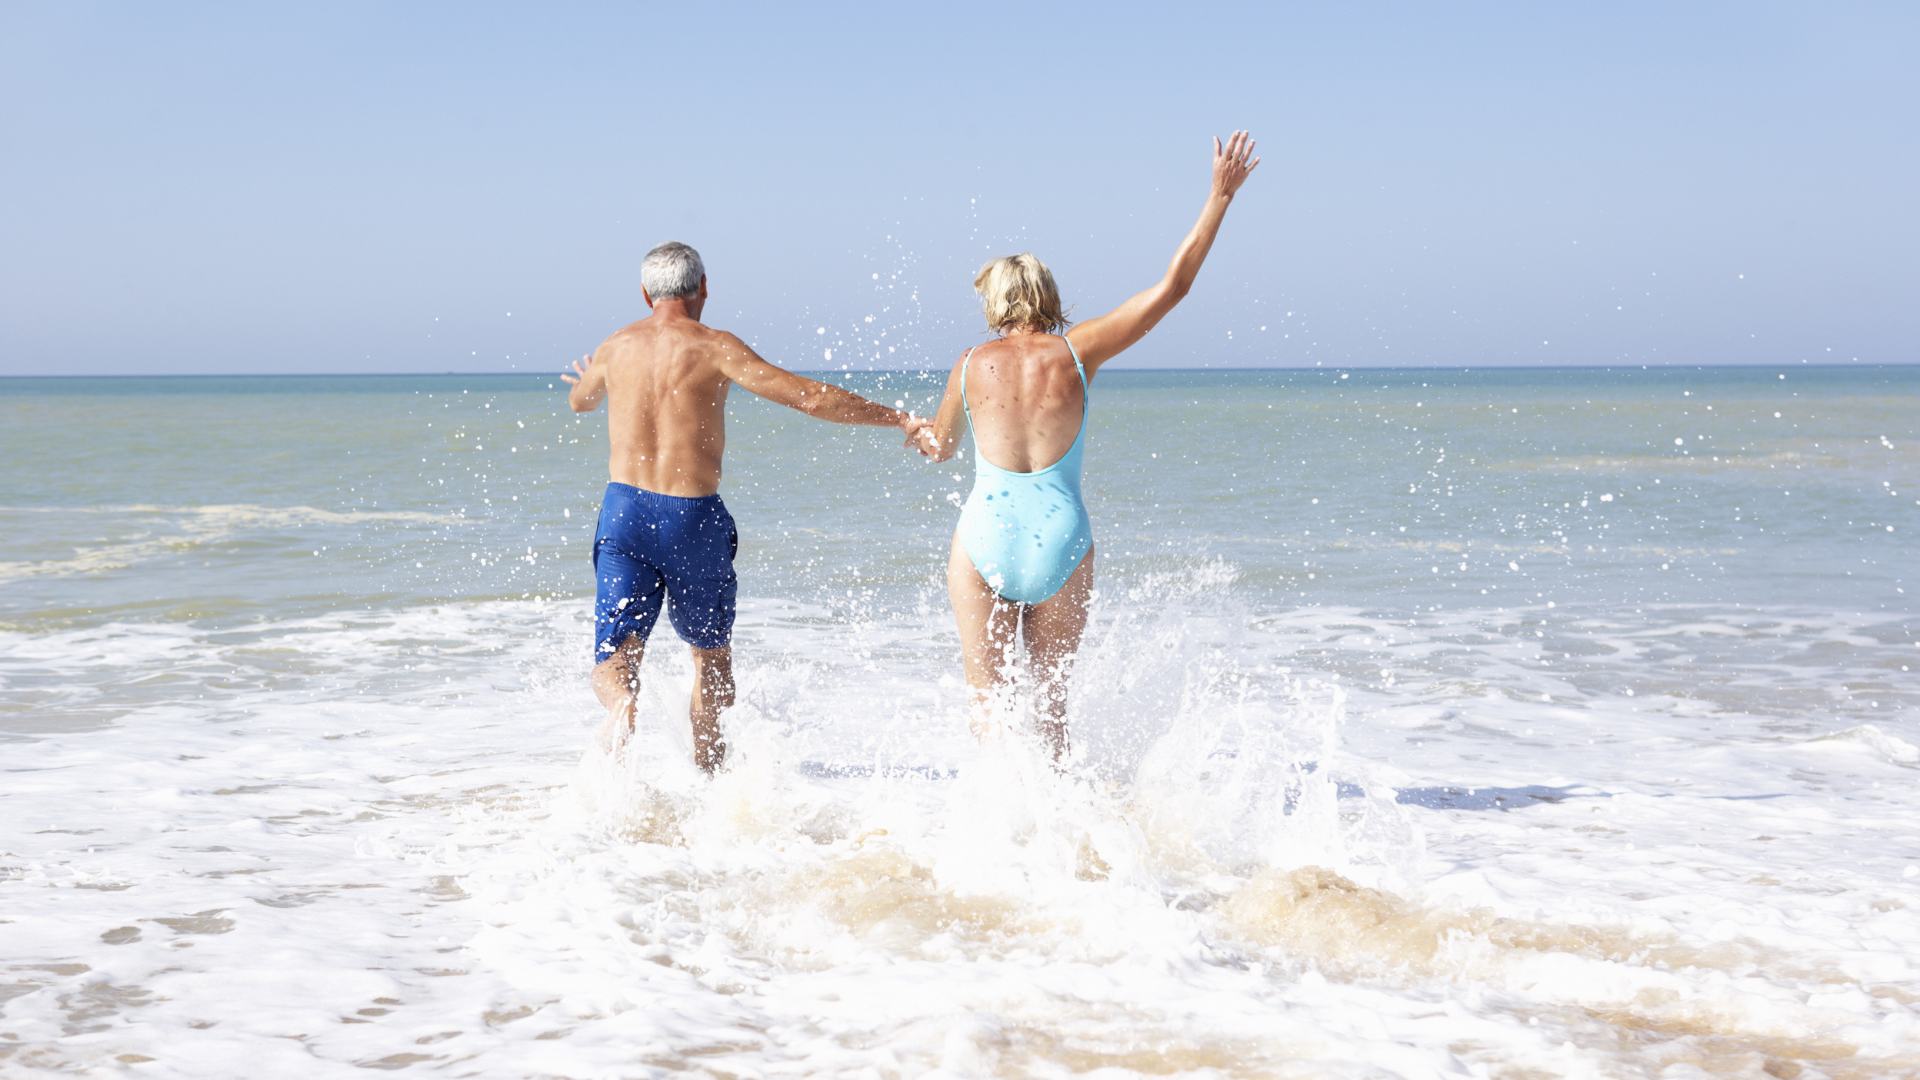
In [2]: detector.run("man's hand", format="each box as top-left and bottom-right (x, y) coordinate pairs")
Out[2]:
(1210, 130), (1260, 201)
(563, 351), (608, 413)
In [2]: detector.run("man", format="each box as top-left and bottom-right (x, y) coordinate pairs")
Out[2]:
(562, 240), (928, 772)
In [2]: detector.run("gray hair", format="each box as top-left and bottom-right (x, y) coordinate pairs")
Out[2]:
(640, 241), (705, 301)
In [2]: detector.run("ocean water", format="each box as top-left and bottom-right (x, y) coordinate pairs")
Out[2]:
(2, 365), (1916, 1078)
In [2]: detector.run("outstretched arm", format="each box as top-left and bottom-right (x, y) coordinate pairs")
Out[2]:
(712, 333), (927, 439)
(561, 350), (607, 413)
(1066, 130), (1260, 374)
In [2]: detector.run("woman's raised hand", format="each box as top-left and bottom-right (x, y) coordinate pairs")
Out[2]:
(1211, 130), (1260, 200)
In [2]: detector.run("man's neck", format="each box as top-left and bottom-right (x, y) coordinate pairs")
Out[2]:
(648, 298), (703, 323)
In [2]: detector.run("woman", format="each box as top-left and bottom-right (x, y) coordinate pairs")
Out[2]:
(923, 131), (1260, 761)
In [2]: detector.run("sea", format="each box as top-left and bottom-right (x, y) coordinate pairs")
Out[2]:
(2, 365), (1916, 1078)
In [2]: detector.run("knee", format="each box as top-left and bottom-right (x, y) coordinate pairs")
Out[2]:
(594, 646), (642, 681)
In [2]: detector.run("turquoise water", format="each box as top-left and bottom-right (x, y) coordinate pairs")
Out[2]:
(3, 365), (1918, 1076)
(4, 365), (1913, 632)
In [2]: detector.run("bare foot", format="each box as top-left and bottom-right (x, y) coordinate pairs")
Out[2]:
(693, 730), (727, 775)
(1038, 719), (1070, 770)
(596, 697), (636, 756)
(967, 697), (1004, 743)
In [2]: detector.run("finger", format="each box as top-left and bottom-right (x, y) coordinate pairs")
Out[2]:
(1247, 155), (1261, 172)
(1243, 139), (1256, 165)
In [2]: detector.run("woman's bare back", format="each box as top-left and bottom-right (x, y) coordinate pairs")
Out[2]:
(961, 331), (1087, 472)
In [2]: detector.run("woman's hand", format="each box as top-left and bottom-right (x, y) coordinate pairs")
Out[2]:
(900, 413), (939, 457)
(1068, 130), (1260, 371)
(1211, 129), (1260, 201)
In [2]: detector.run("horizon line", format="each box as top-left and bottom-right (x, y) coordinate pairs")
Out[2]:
(2, 360), (1914, 381)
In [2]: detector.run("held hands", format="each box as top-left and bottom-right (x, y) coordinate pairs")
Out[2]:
(899, 413), (939, 458)
(1211, 130), (1260, 200)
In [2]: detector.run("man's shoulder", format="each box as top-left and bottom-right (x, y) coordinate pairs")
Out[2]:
(597, 320), (650, 353)
(600, 318), (720, 353)
(624, 317), (737, 344)
(687, 325), (755, 361)
(675, 319), (737, 343)
(614, 321), (752, 378)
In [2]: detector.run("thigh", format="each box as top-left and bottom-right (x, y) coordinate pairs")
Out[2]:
(593, 537), (665, 660)
(663, 506), (739, 650)
(1024, 545), (1094, 677)
(947, 532), (1019, 688)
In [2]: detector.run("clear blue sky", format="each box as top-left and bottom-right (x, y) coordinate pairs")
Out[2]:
(2, 2), (1914, 375)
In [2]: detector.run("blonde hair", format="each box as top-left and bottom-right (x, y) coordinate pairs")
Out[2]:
(973, 253), (1066, 334)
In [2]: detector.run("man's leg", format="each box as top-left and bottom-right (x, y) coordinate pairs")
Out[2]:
(659, 495), (739, 775)
(1023, 547), (1094, 764)
(588, 485), (664, 754)
(688, 645), (734, 773)
(591, 636), (645, 751)
(947, 534), (1022, 740)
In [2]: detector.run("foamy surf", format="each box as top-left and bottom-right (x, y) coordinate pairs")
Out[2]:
(4, 588), (1916, 1077)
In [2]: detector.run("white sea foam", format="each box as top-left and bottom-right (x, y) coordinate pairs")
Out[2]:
(3, 588), (1917, 1077)
(1808, 724), (1920, 767)
(0, 504), (465, 585)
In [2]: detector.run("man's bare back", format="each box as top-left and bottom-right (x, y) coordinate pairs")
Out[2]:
(582, 316), (735, 496)
(571, 307), (921, 496)
(561, 241), (931, 772)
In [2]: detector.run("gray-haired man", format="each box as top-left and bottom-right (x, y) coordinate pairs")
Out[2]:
(562, 241), (930, 772)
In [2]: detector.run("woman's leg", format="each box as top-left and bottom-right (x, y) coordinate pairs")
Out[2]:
(947, 533), (1021, 738)
(1022, 546), (1094, 763)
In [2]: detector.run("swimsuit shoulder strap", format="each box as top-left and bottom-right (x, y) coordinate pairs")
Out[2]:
(1060, 333), (1088, 394)
(1060, 334), (1089, 439)
(959, 346), (977, 428)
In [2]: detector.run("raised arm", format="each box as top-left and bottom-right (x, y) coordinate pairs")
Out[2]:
(1066, 130), (1260, 373)
(712, 333), (927, 439)
(561, 349), (607, 412)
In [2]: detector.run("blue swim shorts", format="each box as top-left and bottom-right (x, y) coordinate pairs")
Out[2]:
(591, 483), (738, 656)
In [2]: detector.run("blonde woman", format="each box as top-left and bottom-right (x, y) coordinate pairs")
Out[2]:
(923, 131), (1261, 760)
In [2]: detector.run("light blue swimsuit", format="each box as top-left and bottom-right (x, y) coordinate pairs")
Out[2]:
(956, 335), (1093, 604)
